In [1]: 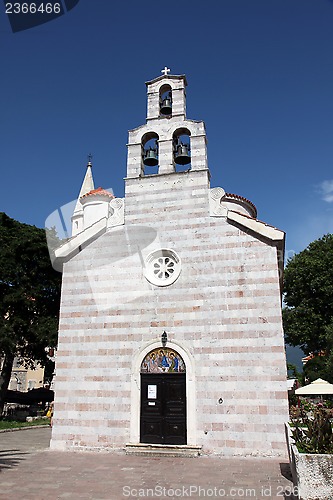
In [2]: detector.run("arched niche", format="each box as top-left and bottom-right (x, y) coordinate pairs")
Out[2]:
(159, 84), (172, 116)
(173, 127), (191, 172)
(142, 132), (159, 175)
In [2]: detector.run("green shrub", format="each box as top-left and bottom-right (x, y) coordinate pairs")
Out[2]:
(0, 417), (50, 430)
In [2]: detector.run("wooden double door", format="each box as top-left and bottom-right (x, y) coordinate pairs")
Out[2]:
(140, 373), (186, 445)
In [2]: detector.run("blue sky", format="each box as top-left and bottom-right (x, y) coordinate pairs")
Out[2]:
(1, 0), (332, 259)
(2, 0), (332, 368)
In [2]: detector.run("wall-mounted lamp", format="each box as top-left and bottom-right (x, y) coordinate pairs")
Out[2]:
(161, 330), (167, 347)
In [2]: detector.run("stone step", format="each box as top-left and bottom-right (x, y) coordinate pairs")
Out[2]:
(125, 443), (202, 458)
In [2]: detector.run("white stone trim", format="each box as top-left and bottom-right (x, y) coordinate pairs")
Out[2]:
(209, 187), (227, 217)
(129, 340), (197, 445)
(228, 210), (284, 241)
(54, 198), (125, 264)
(54, 217), (108, 261)
(107, 198), (125, 229)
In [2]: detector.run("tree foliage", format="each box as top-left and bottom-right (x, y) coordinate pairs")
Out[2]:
(287, 363), (303, 384)
(0, 213), (61, 412)
(283, 233), (333, 382)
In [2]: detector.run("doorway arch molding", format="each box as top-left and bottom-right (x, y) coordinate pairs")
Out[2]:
(129, 339), (197, 445)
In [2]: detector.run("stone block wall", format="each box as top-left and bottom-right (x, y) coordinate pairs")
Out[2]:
(51, 170), (288, 456)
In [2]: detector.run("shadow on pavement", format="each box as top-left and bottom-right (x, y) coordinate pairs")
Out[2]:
(0, 449), (29, 472)
(279, 462), (297, 500)
(280, 461), (292, 481)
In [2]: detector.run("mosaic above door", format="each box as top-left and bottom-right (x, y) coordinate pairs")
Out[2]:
(141, 347), (186, 374)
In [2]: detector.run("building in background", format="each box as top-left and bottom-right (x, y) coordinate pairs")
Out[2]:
(1, 357), (44, 392)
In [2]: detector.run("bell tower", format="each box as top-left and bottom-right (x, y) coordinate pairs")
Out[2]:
(125, 68), (209, 179)
(146, 66), (187, 121)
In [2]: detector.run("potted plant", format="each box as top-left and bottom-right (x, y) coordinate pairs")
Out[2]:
(286, 404), (333, 500)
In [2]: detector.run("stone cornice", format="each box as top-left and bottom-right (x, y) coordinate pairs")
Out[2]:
(227, 211), (285, 242)
(54, 198), (125, 266)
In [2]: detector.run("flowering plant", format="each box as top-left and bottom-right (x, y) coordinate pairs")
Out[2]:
(291, 406), (333, 454)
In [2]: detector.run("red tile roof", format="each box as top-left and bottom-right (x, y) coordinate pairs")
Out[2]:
(81, 187), (114, 200)
(302, 351), (326, 365)
(224, 192), (257, 218)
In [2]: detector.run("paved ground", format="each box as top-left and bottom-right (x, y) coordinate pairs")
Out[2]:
(0, 428), (296, 500)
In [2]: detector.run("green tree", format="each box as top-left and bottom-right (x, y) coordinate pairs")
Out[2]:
(302, 356), (327, 383)
(0, 213), (61, 413)
(283, 234), (333, 382)
(323, 324), (333, 383)
(287, 363), (303, 384)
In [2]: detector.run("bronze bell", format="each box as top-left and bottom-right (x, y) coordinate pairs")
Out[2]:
(174, 142), (191, 165)
(143, 147), (158, 166)
(160, 97), (172, 115)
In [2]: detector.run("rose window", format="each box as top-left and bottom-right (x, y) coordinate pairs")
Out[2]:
(153, 256), (176, 279)
(145, 249), (181, 286)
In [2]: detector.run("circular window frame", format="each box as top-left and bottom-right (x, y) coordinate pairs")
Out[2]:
(144, 248), (181, 287)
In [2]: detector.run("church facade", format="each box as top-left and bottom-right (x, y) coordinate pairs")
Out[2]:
(50, 71), (289, 457)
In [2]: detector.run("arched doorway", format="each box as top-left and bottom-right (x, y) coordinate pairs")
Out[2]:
(140, 347), (186, 445)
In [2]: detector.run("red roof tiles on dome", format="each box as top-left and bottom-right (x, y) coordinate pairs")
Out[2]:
(224, 192), (257, 218)
(80, 187), (114, 199)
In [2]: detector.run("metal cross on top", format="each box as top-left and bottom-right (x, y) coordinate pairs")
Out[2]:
(161, 66), (171, 76)
(87, 153), (93, 163)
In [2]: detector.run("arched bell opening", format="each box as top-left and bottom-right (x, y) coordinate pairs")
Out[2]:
(159, 84), (172, 117)
(142, 132), (159, 175)
(173, 128), (191, 172)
